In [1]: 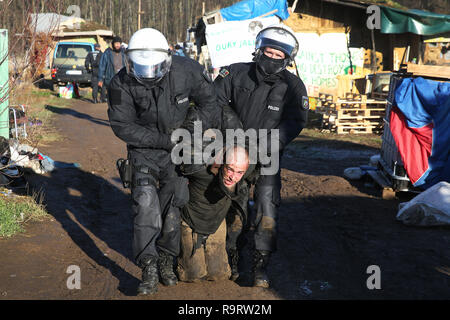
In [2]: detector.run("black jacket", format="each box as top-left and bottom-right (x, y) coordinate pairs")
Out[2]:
(182, 165), (249, 235)
(85, 50), (102, 76)
(214, 62), (308, 151)
(107, 55), (222, 153)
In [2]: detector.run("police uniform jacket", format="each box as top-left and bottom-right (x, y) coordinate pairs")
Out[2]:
(107, 55), (221, 159)
(214, 62), (308, 152)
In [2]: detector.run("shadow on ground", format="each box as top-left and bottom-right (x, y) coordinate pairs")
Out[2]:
(26, 165), (139, 296)
(45, 105), (110, 127)
(232, 195), (450, 300)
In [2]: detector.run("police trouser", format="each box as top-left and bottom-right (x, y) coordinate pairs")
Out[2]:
(91, 74), (106, 102)
(130, 149), (186, 268)
(227, 163), (281, 253)
(253, 169), (281, 252)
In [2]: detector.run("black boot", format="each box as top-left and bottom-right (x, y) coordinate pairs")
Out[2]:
(228, 249), (240, 281)
(253, 250), (271, 288)
(158, 251), (178, 286)
(137, 256), (159, 295)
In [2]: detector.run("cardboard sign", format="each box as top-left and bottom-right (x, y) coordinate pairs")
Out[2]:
(205, 16), (279, 68)
(294, 33), (364, 97)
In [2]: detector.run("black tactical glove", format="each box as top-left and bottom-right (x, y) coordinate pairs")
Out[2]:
(181, 106), (201, 134)
(222, 105), (243, 131)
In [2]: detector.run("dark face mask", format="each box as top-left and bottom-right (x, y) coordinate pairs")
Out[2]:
(256, 53), (288, 76)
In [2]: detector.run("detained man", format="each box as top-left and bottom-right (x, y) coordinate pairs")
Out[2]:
(177, 145), (251, 282)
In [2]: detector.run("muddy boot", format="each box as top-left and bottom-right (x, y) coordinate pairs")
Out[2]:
(137, 256), (159, 295)
(159, 251), (178, 286)
(228, 249), (240, 281)
(253, 250), (271, 288)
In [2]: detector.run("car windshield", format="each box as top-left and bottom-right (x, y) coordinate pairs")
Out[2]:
(55, 44), (92, 59)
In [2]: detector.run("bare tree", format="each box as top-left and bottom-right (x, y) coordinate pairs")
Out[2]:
(0, 0), (65, 171)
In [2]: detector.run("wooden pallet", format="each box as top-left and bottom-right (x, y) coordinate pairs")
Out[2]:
(316, 92), (387, 111)
(336, 126), (375, 134)
(321, 109), (384, 134)
(334, 118), (384, 126)
(322, 115), (383, 127)
(335, 108), (385, 118)
(371, 92), (388, 100)
(318, 92), (336, 102)
(316, 102), (334, 113)
(344, 92), (365, 101)
(406, 63), (450, 79)
(319, 106), (385, 117)
(315, 93), (387, 135)
(338, 99), (387, 109)
(322, 121), (378, 134)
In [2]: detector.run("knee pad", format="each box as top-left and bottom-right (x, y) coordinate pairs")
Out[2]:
(132, 185), (162, 227)
(132, 184), (158, 207)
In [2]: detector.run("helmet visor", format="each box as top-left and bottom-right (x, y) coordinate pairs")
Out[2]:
(126, 49), (171, 81)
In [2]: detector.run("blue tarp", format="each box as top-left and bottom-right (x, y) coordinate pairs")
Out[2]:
(220, 0), (290, 21)
(392, 77), (450, 189)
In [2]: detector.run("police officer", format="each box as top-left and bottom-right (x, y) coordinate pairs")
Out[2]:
(213, 24), (309, 288)
(107, 28), (221, 295)
(85, 43), (106, 103)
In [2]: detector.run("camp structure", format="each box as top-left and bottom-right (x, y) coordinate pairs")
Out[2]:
(25, 13), (113, 78)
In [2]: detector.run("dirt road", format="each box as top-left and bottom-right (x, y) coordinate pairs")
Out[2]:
(0, 97), (449, 300)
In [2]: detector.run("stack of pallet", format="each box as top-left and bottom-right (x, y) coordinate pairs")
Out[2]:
(315, 92), (387, 134)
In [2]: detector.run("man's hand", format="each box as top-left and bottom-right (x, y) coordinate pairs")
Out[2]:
(98, 81), (103, 87)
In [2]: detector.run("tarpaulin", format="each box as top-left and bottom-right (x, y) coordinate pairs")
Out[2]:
(220, 0), (290, 21)
(381, 6), (450, 35)
(390, 77), (450, 190)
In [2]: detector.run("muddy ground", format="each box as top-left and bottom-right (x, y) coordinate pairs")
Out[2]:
(0, 95), (449, 300)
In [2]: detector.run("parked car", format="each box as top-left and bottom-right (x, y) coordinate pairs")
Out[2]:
(51, 41), (94, 87)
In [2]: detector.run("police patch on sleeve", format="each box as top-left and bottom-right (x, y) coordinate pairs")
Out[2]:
(219, 68), (230, 78)
(301, 96), (310, 110)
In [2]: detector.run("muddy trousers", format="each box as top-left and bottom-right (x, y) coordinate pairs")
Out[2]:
(227, 168), (281, 253)
(131, 156), (184, 268)
(177, 220), (231, 282)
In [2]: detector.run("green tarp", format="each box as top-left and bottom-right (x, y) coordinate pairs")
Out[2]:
(381, 6), (450, 35)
